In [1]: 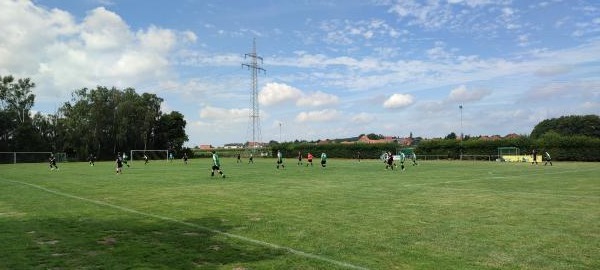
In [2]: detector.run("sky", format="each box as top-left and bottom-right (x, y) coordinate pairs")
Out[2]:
(1, 0), (599, 147)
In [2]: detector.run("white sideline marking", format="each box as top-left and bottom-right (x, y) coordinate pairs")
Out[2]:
(10, 180), (369, 270)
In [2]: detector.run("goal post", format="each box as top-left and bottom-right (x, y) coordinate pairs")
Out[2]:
(497, 147), (527, 162)
(130, 150), (169, 163)
(0, 152), (53, 164)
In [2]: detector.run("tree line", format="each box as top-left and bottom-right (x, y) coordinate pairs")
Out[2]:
(266, 115), (600, 162)
(0, 75), (188, 161)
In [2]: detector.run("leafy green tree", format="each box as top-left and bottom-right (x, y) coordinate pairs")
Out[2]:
(0, 75), (37, 151)
(58, 86), (186, 160)
(154, 111), (188, 152)
(366, 133), (384, 140)
(531, 115), (600, 138)
(445, 132), (457, 140)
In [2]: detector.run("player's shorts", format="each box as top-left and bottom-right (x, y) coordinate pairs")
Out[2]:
(212, 165), (220, 170)
(321, 160), (326, 165)
(387, 160), (393, 165)
(277, 160), (282, 164)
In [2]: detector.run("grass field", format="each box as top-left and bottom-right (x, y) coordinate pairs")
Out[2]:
(1, 158), (598, 269)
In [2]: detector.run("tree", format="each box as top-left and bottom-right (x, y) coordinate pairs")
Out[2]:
(531, 115), (600, 139)
(58, 86), (185, 160)
(0, 75), (37, 151)
(0, 75), (189, 160)
(154, 111), (188, 153)
(445, 132), (457, 140)
(366, 133), (384, 140)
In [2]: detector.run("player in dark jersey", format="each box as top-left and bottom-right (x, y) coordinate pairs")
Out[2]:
(116, 154), (123, 174)
(49, 154), (59, 171)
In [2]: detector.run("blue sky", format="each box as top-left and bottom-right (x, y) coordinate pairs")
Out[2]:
(1, 0), (599, 147)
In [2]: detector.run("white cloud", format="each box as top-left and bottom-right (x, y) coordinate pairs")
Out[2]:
(259, 82), (303, 106)
(351, 112), (375, 123)
(447, 85), (492, 103)
(81, 7), (132, 51)
(0, 2), (193, 102)
(383, 93), (414, 109)
(295, 109), (341, 122)
(581, 101), (600, 111)
(517, 34), (529, 47)
(160, 101), (173, 114)
(534, 65), (572, 76)
(426, 42), (453, 60)
(199, 106), (249, 122)
(182, 30), (198, 43)
(525, 81), (600, 101)
(259, 82), (339, 108)
(385, 0), (517, 33)
(297, 91), (339, 107)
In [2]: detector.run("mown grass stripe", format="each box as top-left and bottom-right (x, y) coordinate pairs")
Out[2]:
(7, 179), (369, 270)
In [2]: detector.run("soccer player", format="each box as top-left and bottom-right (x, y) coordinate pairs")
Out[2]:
(276, 150), (285, 169)
(532, 149), (539, 164)
(248, 153), (254, 164)
(320, 152), (327, 167)
(116, 154), (123, 174)
(122, 152), (130, 167)
(356, 151), (361, 162)
(143, 154), (149, 165)
(183, 153), (188, 165)
(399, 152), (406, 171)
(306, 152), (313, 167)
(88, 154), (95, 166)
(237, 153), (241, 163)
(385, 151), (394, 170)
(211, 150), (225, 178)
(544, 151), (553, 166)
(297, 151), (303, 165)
(49, 154), (59, 171)
(169, 152), (174, 162)
(411, 152), (418, 166)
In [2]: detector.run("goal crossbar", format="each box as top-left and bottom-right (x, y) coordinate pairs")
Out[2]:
(0, 152), (53, 164)
(130, 150), (169, 162)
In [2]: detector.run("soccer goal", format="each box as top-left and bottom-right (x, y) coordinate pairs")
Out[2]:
(130, 150), (169, 163)
(0, 152), (53, 164)
(497, 147), (526, 162)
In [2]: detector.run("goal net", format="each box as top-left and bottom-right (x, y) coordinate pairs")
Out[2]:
(130, 150), (169, 163)
(497, 147), (527, 162)
(0, 152), (53, 164)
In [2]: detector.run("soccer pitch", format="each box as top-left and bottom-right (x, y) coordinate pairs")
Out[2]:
(1, 159), (598, 269)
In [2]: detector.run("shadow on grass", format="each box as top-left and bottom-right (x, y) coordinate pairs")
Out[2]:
(1, 216), (285, 269)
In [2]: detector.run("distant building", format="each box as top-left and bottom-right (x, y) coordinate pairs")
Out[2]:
(477, 134), (523, 141)
(199, 145), (214, 150)
(357, 135), (397, 144)
(343, 135), (413, 146)
(223, 143), (244, 149)
(246, 141), (266, 148)
(317, 139), (332, 145)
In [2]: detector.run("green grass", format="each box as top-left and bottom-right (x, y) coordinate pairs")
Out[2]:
(1, 159), (598, 269)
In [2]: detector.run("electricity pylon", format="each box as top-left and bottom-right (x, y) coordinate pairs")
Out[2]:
(242, 38), (266, 153)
